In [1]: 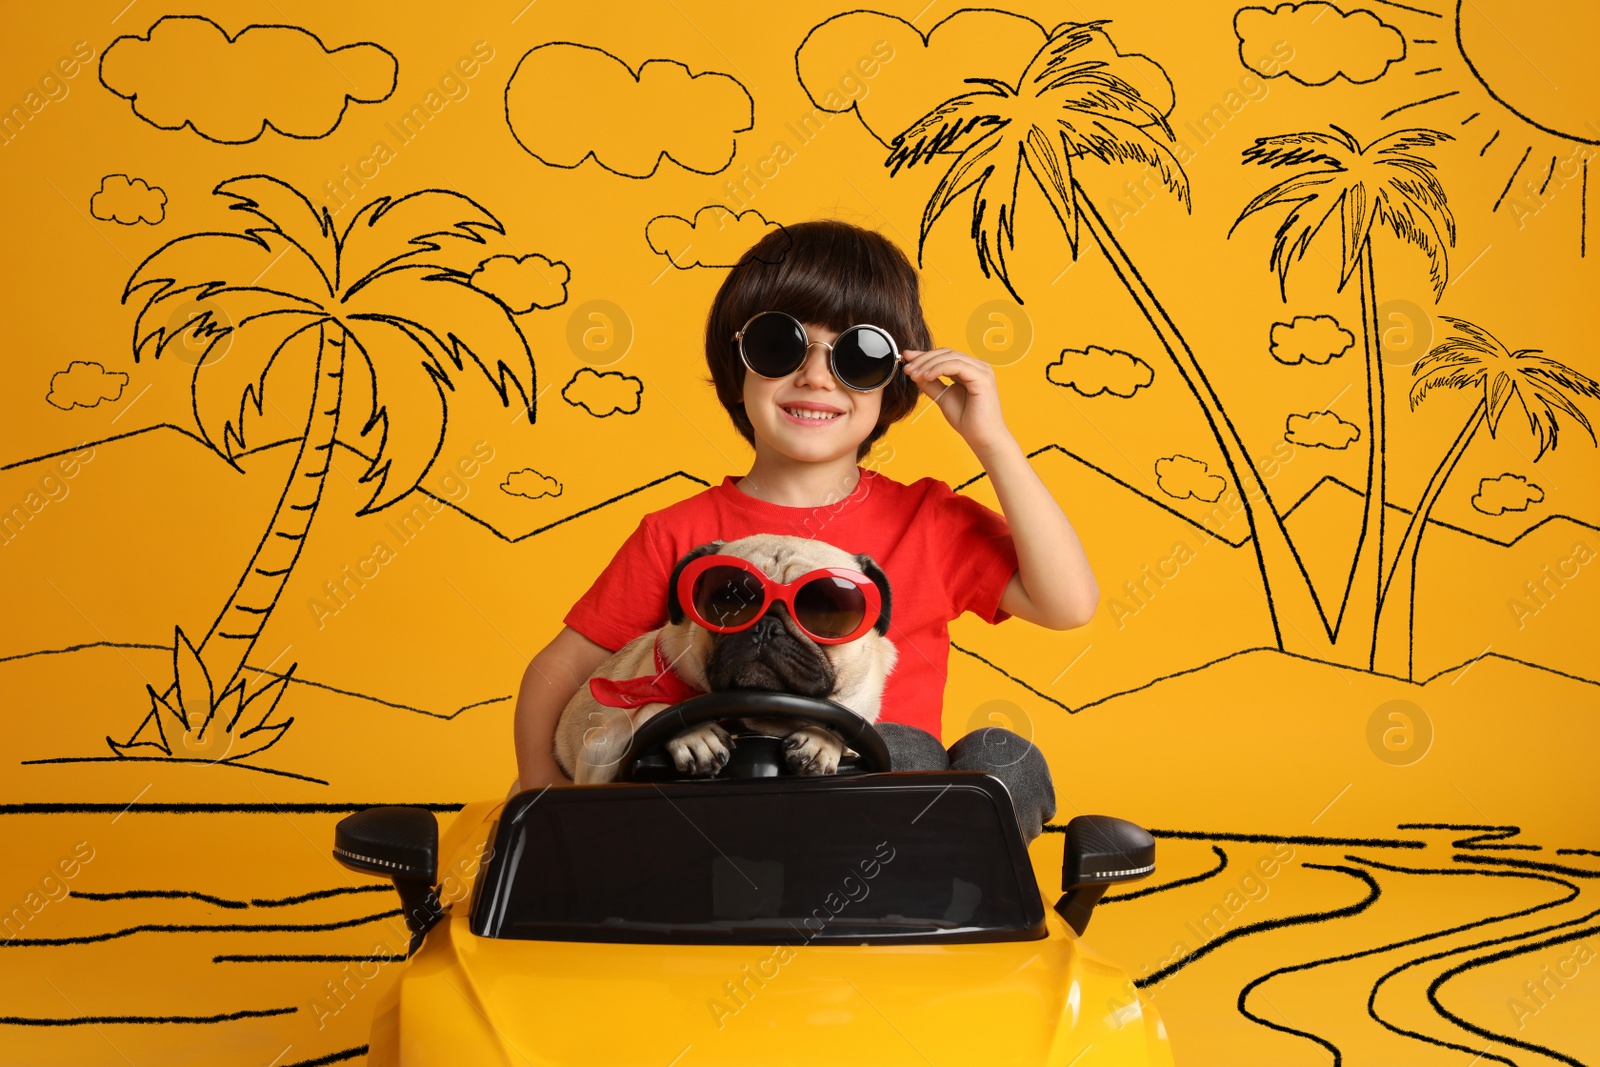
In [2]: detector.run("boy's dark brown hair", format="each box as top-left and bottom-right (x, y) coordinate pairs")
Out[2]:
(704, 220), (931, 461)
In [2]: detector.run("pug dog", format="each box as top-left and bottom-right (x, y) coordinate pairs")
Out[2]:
(553, 533), (897, 784)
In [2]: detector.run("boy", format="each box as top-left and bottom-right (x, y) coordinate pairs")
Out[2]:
(514, 220), (1098, 842)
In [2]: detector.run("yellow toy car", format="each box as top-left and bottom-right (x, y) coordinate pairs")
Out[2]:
(333, 691), (1175, 1065)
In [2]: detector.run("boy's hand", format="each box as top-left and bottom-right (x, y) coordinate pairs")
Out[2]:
(901, 348), (1013, 456)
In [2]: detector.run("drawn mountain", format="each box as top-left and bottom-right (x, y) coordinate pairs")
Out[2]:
(0, 427), (702, 709)
(945, 641), (1597, 845)
(4, 428), (1592, 761)
(1281, 475), (1596, 681)
(951, 446), (1597, 701)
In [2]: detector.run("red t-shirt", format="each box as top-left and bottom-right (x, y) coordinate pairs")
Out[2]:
(562, 468), (1020, 738)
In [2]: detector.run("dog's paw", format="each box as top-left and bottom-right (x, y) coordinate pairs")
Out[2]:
(783, 726), (844, 775)
(667, 722), (734, 777)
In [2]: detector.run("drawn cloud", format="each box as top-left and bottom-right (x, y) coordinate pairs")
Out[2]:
(562, 368), (642, 417)
(98, 15), (397, 143)
(90, 174), (166, 225)
(502, 468), (563, 499)
(1270, 315), (1355, 365)
(797, 10), (1172, 149)
(470, 254), (570, 312)
(1285, 410), (1361, 449)
(647, 207), (790, 269)
(505, 43), (752, 177)
(1472, 473), (1544, 515)
(47, 361), (129, 410)
(1235, 3), (1405, 85)
(1044, 346), (1154, 398)
(1156, 455), (1228, 503)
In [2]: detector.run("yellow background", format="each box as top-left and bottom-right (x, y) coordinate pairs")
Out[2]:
(1, 1), (1595, 1064)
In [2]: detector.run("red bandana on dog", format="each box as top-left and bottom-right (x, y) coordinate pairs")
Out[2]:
(588, 635), (703, 709)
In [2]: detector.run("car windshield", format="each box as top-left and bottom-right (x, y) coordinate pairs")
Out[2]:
(474, 777), (1045, 945)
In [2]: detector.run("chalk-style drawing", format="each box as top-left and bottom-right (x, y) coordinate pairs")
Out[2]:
(646, 206), (789, 269)
(956, 476), (1600, 711)
(504, 43), (752, 178)
(1234, 125), (1454, 665)
(469, 253), (569, 312)
(796, 9), (1056, 149)
(1377, 2), (1594, 255)
(1286, 411), (1361, 449)
(885, 20), (1188, 304)
(0, 10), (1589, 1056)
(1062, 809), (1600, 1067)
(0, 1005), (298, 1025)
(1044, 346), (1154, 398)
(90, 174), (166, 225)
(959, 444), (1598, 561)
(1472, 473), (1544, 515)
(2, 420), (712, 550)
(46, 361), (128, 410)
(1377, 934), (1597, 1064)
(561, 367), (641, 417)
(1155, 455), (1228, 503)
(74, 884), (391, 909)
(0, 898), (399, 948)
(501, 468), (562, 499)
(1235, 127), (1454, 299)
(1452, 2), (1599, 148)
(1236, 841), (1593, 1065)
(873, 19), (1355, 665)
(1144, 861), (1382, 988)
(1234, 3), (1406, 85)
(1269, 315), (1355, 365)
(1375, 316), (1600, 677)
(106, 627), (295, 770)
(98, 15), (397, 143)
(121, 173), (536, 703)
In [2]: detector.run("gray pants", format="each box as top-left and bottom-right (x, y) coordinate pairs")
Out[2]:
(875, 723), (1057, 844)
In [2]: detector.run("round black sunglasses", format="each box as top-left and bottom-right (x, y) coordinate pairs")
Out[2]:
(733, 311), (902, 392)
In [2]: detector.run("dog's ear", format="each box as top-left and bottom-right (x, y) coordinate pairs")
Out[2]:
(853, 553), (892, 636)
(666, 541), (726, 624)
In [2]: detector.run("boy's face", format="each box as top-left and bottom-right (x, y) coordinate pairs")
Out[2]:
(742, 322), (883, 463)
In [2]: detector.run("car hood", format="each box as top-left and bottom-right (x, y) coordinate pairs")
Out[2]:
(398, 914), (1169, 1066)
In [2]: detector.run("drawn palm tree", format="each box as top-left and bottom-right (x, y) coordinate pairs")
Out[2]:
(886, 20), (1335, 660)
(124, 174), (535, 700)
(1374, 317), (1600, 678)
(1232, 125), (1455, 669)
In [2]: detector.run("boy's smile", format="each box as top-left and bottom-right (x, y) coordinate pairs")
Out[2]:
(778, 399), (843, 424)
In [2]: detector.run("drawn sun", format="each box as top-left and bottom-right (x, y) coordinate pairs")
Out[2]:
(1383, 0), (1597, 254)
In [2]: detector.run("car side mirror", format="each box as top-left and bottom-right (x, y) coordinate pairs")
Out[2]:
(334, 806), (443, 955)
(1054, 815), (1155, 936)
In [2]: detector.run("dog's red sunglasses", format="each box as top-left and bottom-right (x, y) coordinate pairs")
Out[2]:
(675, 554), (882, 645)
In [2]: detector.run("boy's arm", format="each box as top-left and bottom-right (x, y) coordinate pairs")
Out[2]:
(518, 512), (672, 788)
(514, 626), (615, 790)
(981, 436), (1099, 629)
(903, 347), (1099, 630)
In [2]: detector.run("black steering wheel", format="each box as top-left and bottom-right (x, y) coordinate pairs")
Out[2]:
(614, 690), (892, 782)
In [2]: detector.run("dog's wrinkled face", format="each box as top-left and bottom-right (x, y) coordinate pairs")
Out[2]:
(708, 598), (835, 696)
(664, 533), (894, 702)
